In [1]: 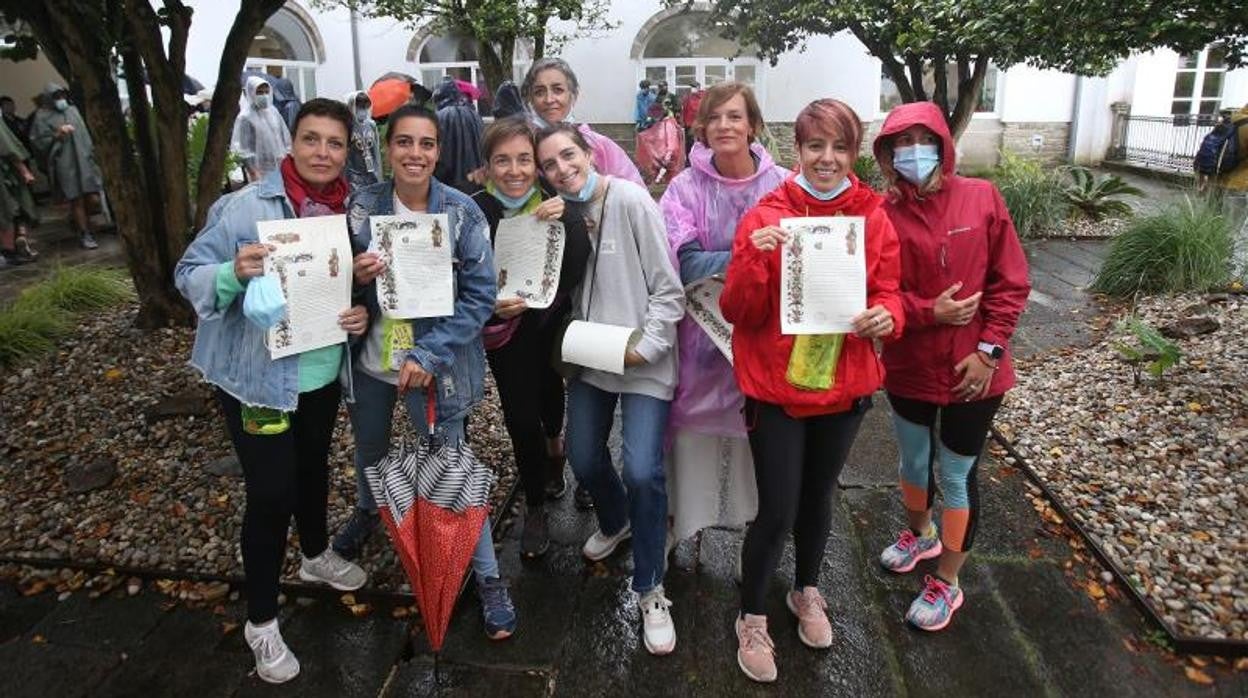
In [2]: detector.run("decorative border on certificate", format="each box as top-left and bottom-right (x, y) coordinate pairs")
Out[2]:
(494, 216), (565, 309)
(779, 216), (867, 335)
(684, 275), (733, 364)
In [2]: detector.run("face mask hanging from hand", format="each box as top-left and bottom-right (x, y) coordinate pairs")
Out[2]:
(893, 144), (940, 185)
(243, 274), (287, 330)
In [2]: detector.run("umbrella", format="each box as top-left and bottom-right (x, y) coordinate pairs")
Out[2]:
(364, 390), (496, 651)
(368, 78), (435, 119)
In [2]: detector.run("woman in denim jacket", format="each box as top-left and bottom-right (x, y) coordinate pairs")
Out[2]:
(331, 104), (517, 640)
(174, 99), (370, 684)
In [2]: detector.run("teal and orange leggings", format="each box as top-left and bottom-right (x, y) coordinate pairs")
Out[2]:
(886, 392), (1003, 553)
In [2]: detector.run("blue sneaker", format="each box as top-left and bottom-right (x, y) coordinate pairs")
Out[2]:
(905, 575), (964, 631)
(880, 527), (942, 573)
(331, 509), (379, 561)
(478, 576), (516, 640)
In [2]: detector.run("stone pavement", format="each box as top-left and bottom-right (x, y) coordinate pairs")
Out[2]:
(3, 238), (1246, 696)
(0, 202), (124, 305)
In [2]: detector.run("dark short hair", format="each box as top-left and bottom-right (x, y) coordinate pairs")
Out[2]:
(639, 80), (650, 90)
(482, 116), (536, 161)
(292, 98), (353, 140)
(386, 104), (440, 145)
(535, 122), (592, 157)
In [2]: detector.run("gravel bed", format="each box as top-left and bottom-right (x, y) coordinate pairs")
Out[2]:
(1035, 217), (1128, 239)
(0, 305), (518, 592)
(998, 293), (1247, 641)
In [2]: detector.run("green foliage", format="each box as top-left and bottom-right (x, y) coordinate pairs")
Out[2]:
(0, 266), (133, 370)
(1063, 166), (1142, 220)
(1114, 317), (1181, 385)
(992, 151), (1067, 238)
(853, 155), (887, 191)
(19, 265), (134, 311)
(1092, 198), (1235, 296)
(187, 115), (240, 196)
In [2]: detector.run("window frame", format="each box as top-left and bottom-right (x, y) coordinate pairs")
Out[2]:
(1171, 46), (1226, 116)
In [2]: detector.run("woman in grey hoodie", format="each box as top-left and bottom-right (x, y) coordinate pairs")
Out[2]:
(535, 123), (685, 657)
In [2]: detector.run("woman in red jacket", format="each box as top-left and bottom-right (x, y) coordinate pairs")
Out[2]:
(721, 98), (902, 683)
(872, 102), (1030, 632)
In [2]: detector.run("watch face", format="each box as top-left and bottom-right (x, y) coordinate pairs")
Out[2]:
(990, 345), (1004, 359)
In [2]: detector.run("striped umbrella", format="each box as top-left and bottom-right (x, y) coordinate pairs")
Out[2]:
(363, 390), (496, 651)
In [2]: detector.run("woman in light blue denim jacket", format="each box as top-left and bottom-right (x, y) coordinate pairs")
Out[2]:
(330, 105), (517, 640)
(174, 100), (371, 684)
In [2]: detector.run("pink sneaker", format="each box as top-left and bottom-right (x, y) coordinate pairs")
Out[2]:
(786, 587), (833, 648)
(880, 527), (942, 573)
(735, 614), (777, 683)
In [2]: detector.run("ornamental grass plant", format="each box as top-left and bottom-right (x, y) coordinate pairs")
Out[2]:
(0, 266), (134, 369)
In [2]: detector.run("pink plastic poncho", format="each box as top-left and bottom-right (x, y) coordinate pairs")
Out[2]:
(578, 123), (646, 187)
(635, 116), (687, 185)
(660, 141), (788, 436)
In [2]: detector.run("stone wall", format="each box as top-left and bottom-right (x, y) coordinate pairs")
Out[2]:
(999, 122), (1071, 166)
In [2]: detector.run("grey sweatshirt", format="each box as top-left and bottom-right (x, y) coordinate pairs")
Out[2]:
(570, 177), (685, 400)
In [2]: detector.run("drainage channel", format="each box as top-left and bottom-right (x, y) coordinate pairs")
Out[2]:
(991, 427), (1247, 658)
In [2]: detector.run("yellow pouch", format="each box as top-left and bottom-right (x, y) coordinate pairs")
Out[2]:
(785, 333), (844, 391)
(380, 318), (415, 372)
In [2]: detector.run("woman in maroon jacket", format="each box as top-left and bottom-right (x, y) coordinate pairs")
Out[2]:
(872, 102), (1030, 632)
(721, 98), (902, 683)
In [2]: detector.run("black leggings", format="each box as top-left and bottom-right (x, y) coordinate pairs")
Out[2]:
(740, 398), (869, 615)
(217, 382), (340, 623)
(486, 314), (566, 505)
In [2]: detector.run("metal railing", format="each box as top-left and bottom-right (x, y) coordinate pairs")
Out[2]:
(1107, 111), (1218, 174)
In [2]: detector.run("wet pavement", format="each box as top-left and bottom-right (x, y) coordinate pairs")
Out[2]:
(0, 202), (124, 305)
(4, 237), (1246, 695)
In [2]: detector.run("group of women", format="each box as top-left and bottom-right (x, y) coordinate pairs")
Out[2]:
(175, 56), (1029, 685)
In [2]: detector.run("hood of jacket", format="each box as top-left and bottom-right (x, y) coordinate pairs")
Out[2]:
(43, 82), (66, 100)
(687, 140), (783, 186)
(433, 78), (468, 109)
(872, 101), (958, 178)
(244, 75), (269, 106)
(492, 81), (524, 119)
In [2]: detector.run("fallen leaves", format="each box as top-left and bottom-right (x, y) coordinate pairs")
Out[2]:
(1184, 665), (1214, 685)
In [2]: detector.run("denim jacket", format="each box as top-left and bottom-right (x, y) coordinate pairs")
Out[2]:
(347, 178), (496, 424)
(174, 170), (356, 411)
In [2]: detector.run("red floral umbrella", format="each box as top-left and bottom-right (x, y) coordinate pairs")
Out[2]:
(365, 392), (495, 651)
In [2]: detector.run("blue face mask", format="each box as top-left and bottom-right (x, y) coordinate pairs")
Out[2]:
(243, 274), (287, 330)
(893, 144), (941, 184)
(796, 171), (851, 201)
(560, 170), (599, 203)
(491, 184), (537, 210)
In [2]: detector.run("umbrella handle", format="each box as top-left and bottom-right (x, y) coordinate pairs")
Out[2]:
(425, 386), (437, 434)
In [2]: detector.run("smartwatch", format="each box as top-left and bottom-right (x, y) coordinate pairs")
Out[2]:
(977, 341), (1004, 360)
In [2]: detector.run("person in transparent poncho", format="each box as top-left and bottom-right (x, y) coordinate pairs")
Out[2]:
(233, 75), (292, 182)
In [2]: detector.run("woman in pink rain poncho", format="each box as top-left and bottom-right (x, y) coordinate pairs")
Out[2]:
(660, 82), (788, 546)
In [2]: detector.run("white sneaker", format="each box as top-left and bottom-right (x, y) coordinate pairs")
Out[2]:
(298, 548), (367, 591)
(244, 619), (300, 684)
(582, 523), (631, 561)
(640, 586), (676, 655)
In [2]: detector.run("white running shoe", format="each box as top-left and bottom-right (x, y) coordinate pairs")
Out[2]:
(244, 619), (300, 684)
(581, 523), (631, 561)
(298, 548), (367, 591)
(640, 586), (676, 655)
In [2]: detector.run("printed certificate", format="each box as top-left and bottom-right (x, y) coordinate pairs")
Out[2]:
(684, 275), (733, 363)
(370, 214), (454, 319)
(493, 215), (565, 309)
(258, 215), (353, 359)
(779, 216), (867, 335)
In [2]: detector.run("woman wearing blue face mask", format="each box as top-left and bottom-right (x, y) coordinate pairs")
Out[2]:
(871, 102), (1030, 633)
(462, 116), (590, 558)
(535, 123), (685, 657)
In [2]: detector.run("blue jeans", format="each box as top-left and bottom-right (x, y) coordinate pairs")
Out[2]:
(348, 369), (498, 581)
(566, 378), (671, 593)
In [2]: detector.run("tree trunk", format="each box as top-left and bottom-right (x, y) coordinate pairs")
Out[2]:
(905, 55), (929, 102)
(947, 55), (990, 141)
(193, 0), (287, 230)
(475, 37), (514, 95)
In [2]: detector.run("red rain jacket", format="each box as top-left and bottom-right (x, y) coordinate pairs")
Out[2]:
(872, 102), (1031, 405)
(721, 175), (903, 413)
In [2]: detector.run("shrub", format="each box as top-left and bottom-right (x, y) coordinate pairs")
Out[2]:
(853, 155), (887, 191)
(0, 266), (133, 370)
(992, 151), (1067, 238)
(19, 265), (133, 312)
(1063, 166), (1142, 220)
(1114, 317), (1181, 386)
(1092, 197), (1234, 296)
(187, 114), (241, 195)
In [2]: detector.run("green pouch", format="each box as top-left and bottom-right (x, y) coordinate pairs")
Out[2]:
(785, 333), (844, 391)
(380, 318), (415, 372)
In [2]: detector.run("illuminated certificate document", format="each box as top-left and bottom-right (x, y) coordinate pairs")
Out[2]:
(258, 215), (353, 359)
(370, 214), (453, 319)
(779, 216), (866, 335)
(684, 275), (733, 363)
(493, 214), (565, 309)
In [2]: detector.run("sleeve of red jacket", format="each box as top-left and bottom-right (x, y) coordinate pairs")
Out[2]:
(978, 187), (1031, 347)
(867, 209), (905, 341)
(720, 209), (773, 330)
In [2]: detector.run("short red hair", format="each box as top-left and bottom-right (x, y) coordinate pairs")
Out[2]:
(794, 99), (863, 155)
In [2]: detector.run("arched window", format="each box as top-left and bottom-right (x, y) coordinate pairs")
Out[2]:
(636, 10), (762, 99)
(246, 5), (322, 100)
(409, 32), (532, 91)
